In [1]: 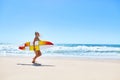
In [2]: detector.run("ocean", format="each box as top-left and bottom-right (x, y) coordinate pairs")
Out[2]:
(0, 43), (120, 59)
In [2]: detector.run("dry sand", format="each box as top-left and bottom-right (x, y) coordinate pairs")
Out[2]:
(0, 56), (120, 80)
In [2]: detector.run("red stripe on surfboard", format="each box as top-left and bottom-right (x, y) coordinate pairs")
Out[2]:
(45, 42), (53, 45)
(19, 46), (25, 50)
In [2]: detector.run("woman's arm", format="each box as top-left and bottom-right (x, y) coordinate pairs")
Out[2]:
(33, 37), (36, 50)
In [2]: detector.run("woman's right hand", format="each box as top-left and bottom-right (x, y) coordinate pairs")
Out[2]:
(33, 47), (36, 51)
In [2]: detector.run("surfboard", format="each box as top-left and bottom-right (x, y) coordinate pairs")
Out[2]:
(19, 40), (53, 51)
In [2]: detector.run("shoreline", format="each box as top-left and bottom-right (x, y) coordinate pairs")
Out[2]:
(0, 55), (120, 61)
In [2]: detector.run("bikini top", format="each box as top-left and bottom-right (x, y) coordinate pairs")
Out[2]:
(35, 36), (40, 41)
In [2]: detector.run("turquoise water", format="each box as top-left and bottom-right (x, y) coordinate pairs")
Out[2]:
(0, 43), (120, 59)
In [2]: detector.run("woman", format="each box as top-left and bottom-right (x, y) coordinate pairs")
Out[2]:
(32, 32), (42, 63)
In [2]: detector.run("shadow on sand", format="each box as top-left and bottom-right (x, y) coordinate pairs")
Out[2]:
(17, 63), (55, 67)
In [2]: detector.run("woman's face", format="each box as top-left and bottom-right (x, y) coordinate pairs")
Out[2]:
(35, 32), (40, 37)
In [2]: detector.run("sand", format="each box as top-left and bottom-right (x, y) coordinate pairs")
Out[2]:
(0, 56), (120, 80)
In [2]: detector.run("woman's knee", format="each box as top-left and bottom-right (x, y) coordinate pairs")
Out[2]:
(38, 52), (42, 57)
(37, 54), (41, 57)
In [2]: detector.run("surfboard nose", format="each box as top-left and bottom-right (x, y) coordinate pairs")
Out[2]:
(46, 42), (54, 45)
(39, 41), (54, 45)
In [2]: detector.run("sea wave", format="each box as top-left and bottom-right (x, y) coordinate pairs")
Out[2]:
(0, 44), (120, 59)
(44, 45), (120, 53)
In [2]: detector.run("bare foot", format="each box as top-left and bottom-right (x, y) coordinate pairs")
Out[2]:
(32, 61), (35, 63)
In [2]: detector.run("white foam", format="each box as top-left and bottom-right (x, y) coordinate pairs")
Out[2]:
(0, 44), (120, 59)
(44, 45), (120, 53)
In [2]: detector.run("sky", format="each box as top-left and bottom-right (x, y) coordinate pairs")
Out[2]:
(0, 0), (120, 44)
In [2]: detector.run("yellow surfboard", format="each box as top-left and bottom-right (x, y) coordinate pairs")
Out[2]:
(19, 40), (53, 51)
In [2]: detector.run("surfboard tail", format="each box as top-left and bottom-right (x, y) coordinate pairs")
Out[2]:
(19, 46), (25, 50)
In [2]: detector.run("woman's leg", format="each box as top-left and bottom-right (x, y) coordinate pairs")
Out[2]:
(32, 50), (42, 63)
(37, 50), (42, 57)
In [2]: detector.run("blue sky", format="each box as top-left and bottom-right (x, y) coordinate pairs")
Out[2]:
(0, 0), (120, 44)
